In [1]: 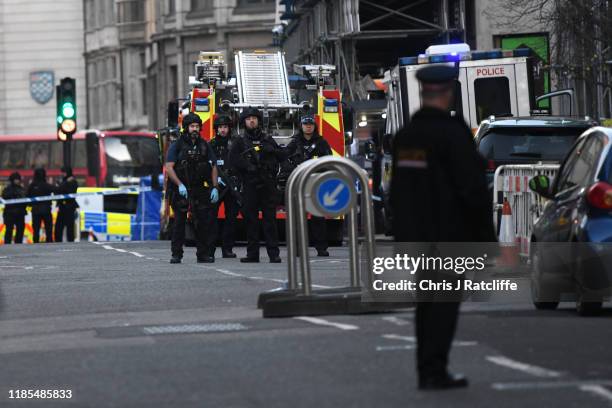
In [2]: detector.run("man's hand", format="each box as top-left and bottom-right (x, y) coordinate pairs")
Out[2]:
(210, 187), (219, 204)
(178, 184), (188, 198)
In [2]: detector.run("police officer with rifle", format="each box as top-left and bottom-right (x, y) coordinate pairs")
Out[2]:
(285, 114), (332, 256)
(229, 107), (285, 263)
(209, 115), (241, 258)
(166, 112), (219, 264)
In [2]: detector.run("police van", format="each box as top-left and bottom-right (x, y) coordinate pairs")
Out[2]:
(378, 43), (567, 234)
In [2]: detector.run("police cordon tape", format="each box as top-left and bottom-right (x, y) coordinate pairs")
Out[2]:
(1, 185), (381, 206)
(0, 186), (153, 207)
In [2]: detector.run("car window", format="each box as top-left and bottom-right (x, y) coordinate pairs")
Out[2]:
(558, 135), (604, 192)
(475, 77), (511, 123)
(478, 127), (585, 162)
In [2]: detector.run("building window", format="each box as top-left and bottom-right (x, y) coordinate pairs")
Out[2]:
(236, 0), (275, 12)
(87, 55), (120, 127)
(117, 0), (145, 23)
(191, 0), (213, 12)
(168, 0), (176, 15)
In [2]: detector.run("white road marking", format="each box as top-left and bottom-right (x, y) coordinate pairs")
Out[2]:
(295, 316), (359, 331)
(579, 385), (612, 403)
(383, 334), (415, 342)
(486, 356), (563, 378)
(377, 345), (415, 351)
(381, 316), (411, 326)
(128, 251), (145, 258)
(114, 248), (127, 253)
(492, 380), (612, 391)
(102, 245), (114, 250)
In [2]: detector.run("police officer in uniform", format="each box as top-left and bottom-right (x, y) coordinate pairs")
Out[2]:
(166, 112), (219, 264)
(210, 115), (240, 258)
(27, 168), (55, 243)
(286, 114), (332, 256)
(229, 107), (285, 263)
(2, 172), (26, 244)
(390, 65), (495, 390)
(54, 167), (79, 243)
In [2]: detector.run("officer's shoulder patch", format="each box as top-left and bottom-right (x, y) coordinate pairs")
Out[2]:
(397, 148), (428, 169)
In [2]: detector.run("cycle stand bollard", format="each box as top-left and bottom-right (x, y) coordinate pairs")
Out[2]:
(257, 156), (407, 317)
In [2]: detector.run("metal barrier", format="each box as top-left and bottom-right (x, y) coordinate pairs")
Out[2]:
(258, 156), (378, 316)
(493, 164), (560, 257)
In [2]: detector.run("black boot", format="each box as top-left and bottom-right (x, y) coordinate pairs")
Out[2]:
(222, 250), (237, 258)
(418, 373), (468, 390)
(240, 257), (259, 263)
(197, 256), (215, 263)
(170, 256), (182, 264)
(316, 249), (329, 257)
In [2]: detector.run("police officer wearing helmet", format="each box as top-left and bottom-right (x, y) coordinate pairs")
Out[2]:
(390, 65), (495, 390)
(286, 114), (333, 256)
(166, 112), (220, 264)
(229, 107), (286, 263)
(209, 114), (240, 258)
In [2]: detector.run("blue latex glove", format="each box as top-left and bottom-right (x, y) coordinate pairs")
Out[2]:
(178, 183), (188, 198)
(210, 187), (219, 203)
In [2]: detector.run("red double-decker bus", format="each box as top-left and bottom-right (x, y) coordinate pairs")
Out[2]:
(0, 130), (162, 187)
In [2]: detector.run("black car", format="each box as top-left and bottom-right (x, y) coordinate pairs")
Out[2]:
(475, 116), (597, 188)
(529, 126), (612, 316)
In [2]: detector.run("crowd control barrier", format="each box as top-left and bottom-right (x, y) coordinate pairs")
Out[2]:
(493, 164), (560, 258)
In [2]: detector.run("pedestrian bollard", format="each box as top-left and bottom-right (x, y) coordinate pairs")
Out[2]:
(258, 156), (379, 317)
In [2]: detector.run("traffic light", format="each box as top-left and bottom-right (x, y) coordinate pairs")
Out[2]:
(56, 77), (76, 140)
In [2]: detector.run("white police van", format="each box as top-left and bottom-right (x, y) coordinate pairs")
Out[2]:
(378, 43), (568, 234)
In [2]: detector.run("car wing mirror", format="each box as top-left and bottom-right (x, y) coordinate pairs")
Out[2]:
(529, 175), (554, 199)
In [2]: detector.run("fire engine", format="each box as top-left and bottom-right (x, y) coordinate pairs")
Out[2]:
(158, 50), (347, 243)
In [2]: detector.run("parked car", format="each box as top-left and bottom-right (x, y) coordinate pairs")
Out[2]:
(529, 126), (612, 315)
(475, 116), (597, 188)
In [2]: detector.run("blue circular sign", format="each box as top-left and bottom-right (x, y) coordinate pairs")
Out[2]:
(316, 178), (351, 214)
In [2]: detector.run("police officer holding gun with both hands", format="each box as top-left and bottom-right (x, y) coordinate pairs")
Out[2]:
(229, 107), (286, 263)
(166, 112), (219, 264)
(209, 115), (240, 258)
(286, 114), (332, 256)
(391, 65), (495, 390)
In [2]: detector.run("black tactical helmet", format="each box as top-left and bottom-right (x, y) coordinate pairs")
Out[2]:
(239, 107), (262, 125)
(182, 112), (203, 131)
(214, 115), (233, 128)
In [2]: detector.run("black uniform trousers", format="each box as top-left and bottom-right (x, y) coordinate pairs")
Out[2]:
(54, 208), (76, 242)
(3, 214), (24, 244)
(310, 216), (328, 251)
(242, 183), (279, 259)
(210, 192), (239, 256)
(415, 269), (462, 379)
(32, 213), (53, 243)
(170, 194), (216, 260)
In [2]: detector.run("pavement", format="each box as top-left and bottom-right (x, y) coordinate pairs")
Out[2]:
(1, 241), (612, 407)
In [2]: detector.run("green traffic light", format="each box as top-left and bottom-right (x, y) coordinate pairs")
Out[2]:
(62, 102), (75, 119)
(57, 115), (63, 124)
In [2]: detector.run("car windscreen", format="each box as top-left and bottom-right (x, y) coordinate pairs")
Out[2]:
(478, 127), (586, 162)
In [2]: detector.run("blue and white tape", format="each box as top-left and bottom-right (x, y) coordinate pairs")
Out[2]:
(0, 187), (153, 206)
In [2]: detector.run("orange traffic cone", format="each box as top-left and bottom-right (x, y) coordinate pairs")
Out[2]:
(498, 198), (519, 266)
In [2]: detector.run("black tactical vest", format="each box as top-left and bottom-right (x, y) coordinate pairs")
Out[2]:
(174, 136), (213, 189)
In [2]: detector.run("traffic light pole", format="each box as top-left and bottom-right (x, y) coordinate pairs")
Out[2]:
(63, 134), (72, 170)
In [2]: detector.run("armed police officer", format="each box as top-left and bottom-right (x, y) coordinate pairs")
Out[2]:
(229, 107), (285, 263)
(166, 112), (219, 264)
(2, 172), (26, 244)
(54, 167), (79, 243)
(390, 65), (495, 390)
(286, 114), (332, 256)
(209, 115), (240, 258)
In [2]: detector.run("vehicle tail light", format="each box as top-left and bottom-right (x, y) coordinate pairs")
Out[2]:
(587, 182), (612, 210)
(487, 160), (496, 170)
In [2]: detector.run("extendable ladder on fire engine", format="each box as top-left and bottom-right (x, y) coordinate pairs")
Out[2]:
(234, 51), (293, 107)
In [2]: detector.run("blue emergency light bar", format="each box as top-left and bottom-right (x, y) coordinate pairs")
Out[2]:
(399, 48), (532, 66)
(323, 99), (338, 106)
(194, 98), (209, 105)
